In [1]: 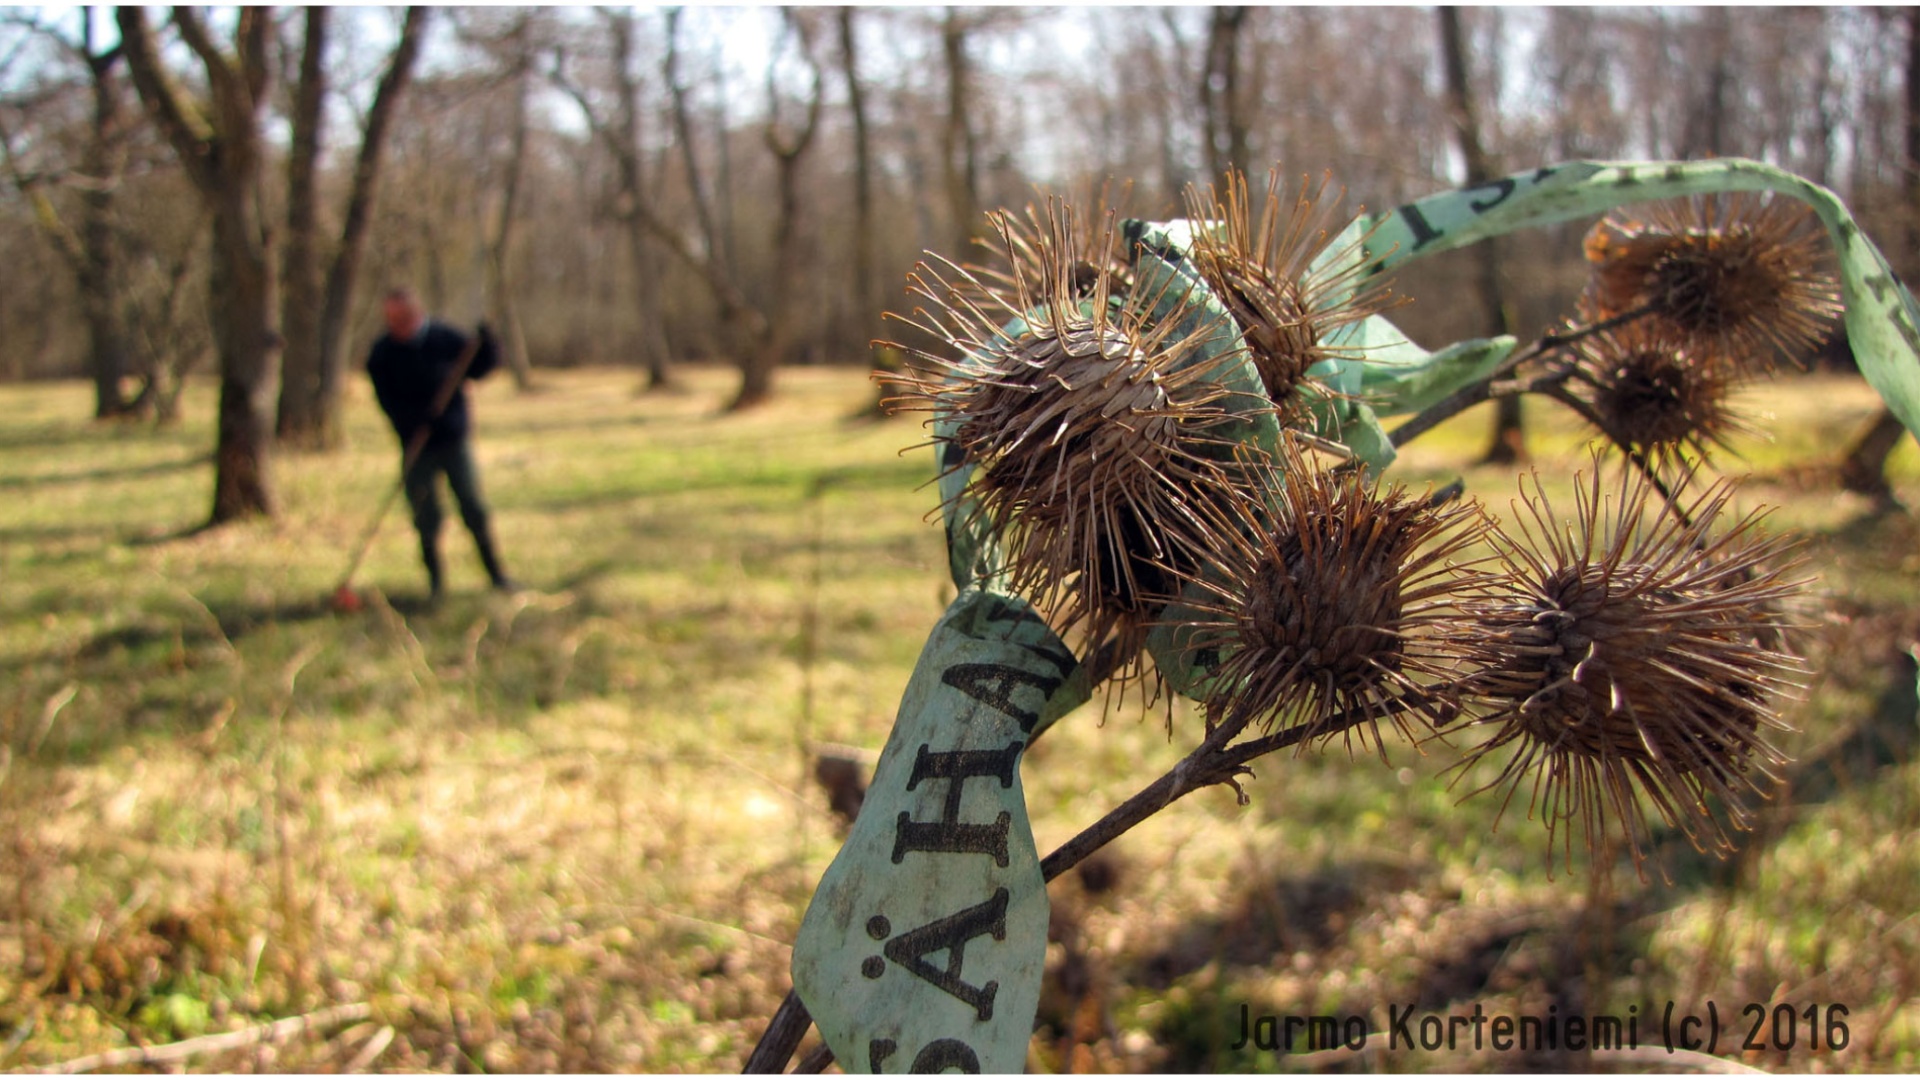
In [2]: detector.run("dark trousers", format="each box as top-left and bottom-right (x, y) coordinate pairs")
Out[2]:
(404, 439), (508, 592)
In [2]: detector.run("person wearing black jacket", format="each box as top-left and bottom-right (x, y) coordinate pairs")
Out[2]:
(366, 287), (514, 599)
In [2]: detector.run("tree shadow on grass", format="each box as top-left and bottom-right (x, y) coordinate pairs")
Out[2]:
(0, 452), (211, 491)
(0, 425), (156, 452)
(1101, 644), (1920, 1072)
(1, 544), (727, 772)
(1, 523), (150, 546)
(515, 455), (929, 516)
(1132, 859), (1425, 992)
(481, 412), (661, 440)
(1809, 501), (1920, 561)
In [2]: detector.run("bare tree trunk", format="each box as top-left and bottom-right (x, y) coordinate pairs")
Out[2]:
(1201, 7), (1251, 184)
(124, 215), (209, 424)
(666, 9), (725, 274)
(557, 11), (676, 391)
(1439, 6), (1525, 465)
(1685, 8), (1735, 159)
(1807, 16), (1838, 187)
(487, 15), (536, 390)
(603, 9), (674, 391)
(208, 190), (280, 521)
(842, 7), (896, 417)
(277, 6), (426, 448)
(1155, 9), (1195, 203)
(713, 54), (738, 277)
(0, 11), (137, 419)
(1839, 6), (1920, 501)
(623, 215), (674, 391)
(840, 8), (876, 341)
(276, 7), (328, 447)
(80, 18), (134, 420)
(557, 7), (777, 404)
(730, 10), (823, 413)
(942, 8), (982, 257)
(118, 5), (279, 525)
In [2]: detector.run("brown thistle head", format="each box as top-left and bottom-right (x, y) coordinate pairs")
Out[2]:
(1452, 461), (1808, 875)
(973, 180), (1140, 308)
(1582, 193), (1842, 372)
(1568, 316), (1754, 467)
(1183, 169), (1394, 419)
(1162, 438), (1494, 751)
(883, 200), (1251, 664)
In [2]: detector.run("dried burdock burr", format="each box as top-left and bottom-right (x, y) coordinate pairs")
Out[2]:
(1453, 460), (1808, 874)
(1582, 192), (1842, 372)
(975, 181), (1138, 307)
(884, 200), (1253, 668)
(1567, 314), (1754, 467)
(1183, 169), (1391, 420)
(1159, 436), (1494, 752)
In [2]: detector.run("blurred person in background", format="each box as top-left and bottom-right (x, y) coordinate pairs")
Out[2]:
(366, 287), (515, 601)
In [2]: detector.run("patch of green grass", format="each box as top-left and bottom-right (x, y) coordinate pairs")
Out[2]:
(1, 367), (1917, 1071)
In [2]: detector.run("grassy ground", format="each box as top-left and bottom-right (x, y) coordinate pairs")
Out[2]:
(1, 364), (1917, 1072)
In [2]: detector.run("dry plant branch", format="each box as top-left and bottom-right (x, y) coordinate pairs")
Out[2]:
(1533, 381), (1688, 524)
(796, 1042), (834, 1072)
(32, 1002), (371, 1074)
(1039, 693), (1426, 881)
(1388, 304), (1656, 449)
(746, 691), (1414, 1072)
(743, 992), (811, 1073)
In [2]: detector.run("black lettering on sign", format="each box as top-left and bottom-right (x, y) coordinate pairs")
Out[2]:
(1533, 165), (1558, 183)
(893, 741), (1020, 865)
(880, 887), (1010, 1021)
(1393, 203), (1444, 249)
(942, 664), (1062, 733)
(960, 598), (1077, 676)
(1017, 635), (1079, 683)
(862, 915), (894, 978)
(980, 594), (1045, 632)
(869, 1039), (899, 1071)
(911, 1039), (983, 1073)
(939, 440), (968, 474)
(1467, 178), (1516, 212)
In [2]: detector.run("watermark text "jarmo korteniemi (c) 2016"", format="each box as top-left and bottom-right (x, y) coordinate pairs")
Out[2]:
(1231, 1001), (1852, 1056)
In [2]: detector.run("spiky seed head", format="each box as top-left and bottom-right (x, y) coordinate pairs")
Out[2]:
(1183, 169), (1392, 418)
(1569, 318), (1753, 466)
(1582, 193), (1842, 371)
(883, 200), (1249, 660)
(1453, 461), (1808, 875)
(1164, 438), (1494, 750)
(972, 181), (1140, 308)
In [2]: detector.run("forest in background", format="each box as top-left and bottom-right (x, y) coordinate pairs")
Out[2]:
(0, 7), (1913, 505)
(8, 9), (1920, 1070)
